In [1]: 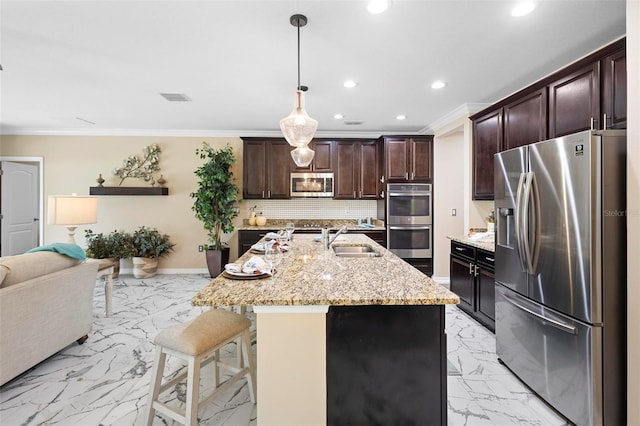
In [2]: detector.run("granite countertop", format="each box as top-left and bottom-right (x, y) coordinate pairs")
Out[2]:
(193, 233), (459, 307)
(448, 233), (495, 252)
(237, 218), (386, 232)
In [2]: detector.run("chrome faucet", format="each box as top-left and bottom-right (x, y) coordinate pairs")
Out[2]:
(324, 225), (348, 249)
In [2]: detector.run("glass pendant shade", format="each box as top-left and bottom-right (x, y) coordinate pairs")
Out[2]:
(280, 90), (318, 148)
(290, 146), (315, 167)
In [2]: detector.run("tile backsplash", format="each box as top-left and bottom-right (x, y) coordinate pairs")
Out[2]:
(241, 199), (379, 220)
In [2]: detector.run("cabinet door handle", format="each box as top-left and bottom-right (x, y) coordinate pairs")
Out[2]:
(603, 113), (608, 130)
(380, 190), (385, 198)
(411, 172), (415, 180)
(405, 172), (409, 180)
(474, 264), (479, 277)
(262, 191), (265, 198)
(455, 247), (465, 252)
(486, 256), (494, 262)
(469, 263), (474, 275)
(268, 190), (271, 198)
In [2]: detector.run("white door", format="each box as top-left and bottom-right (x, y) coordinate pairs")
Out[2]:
(1, 161), (40, 255)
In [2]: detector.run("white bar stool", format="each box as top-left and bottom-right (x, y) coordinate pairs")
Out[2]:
(145, 309), (256, 426)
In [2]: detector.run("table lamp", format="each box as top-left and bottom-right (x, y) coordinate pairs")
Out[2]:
(48, 194), (98, 244)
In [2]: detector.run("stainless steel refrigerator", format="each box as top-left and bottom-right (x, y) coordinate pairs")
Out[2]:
(494, 130), (626, 426)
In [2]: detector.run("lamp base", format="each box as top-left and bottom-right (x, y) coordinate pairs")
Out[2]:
(66, 226), (78, 244)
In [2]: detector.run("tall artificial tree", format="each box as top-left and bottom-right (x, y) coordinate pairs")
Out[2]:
(190, 143), (239, 251)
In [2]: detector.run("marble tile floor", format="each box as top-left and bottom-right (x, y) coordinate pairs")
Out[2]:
(0, 274), (569, 426)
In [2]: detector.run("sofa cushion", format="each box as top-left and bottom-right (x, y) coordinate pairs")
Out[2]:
(0, 266), (7, 287)
(0, 252), (82, 288)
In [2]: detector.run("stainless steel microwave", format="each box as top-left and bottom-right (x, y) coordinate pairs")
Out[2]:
(290, 172), (334, 197)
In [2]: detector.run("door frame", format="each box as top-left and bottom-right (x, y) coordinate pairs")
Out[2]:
(0, 156), (44, 250)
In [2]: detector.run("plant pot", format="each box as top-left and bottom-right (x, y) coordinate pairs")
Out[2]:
(132, 256), (159, 278)
(205, 247), (230, 278)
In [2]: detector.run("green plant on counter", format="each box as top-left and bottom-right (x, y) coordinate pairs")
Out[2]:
(190, 142), (239, 251)
(131, 226), (175, 258)
(85, 229), (135, 259)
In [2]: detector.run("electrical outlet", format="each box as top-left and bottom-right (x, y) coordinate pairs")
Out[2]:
(198, 245), (204, 252)
(451, 208), (457, 216)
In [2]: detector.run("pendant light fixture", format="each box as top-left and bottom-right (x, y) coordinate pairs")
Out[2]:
(280, 14), (317, 167)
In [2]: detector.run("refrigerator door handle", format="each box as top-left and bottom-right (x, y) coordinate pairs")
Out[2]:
(521, 172), (535, 273)
(529, 172), (541, 273)
(514, 173), (528, 272)
(502, 291), (577, 335)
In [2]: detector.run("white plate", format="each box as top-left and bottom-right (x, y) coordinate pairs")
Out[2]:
(251, 242), (266, 252)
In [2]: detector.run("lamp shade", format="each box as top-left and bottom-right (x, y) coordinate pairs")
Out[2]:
(48, 195), (98, 225)
(279, 90), (318, 148)
(290, 146), (315, 167)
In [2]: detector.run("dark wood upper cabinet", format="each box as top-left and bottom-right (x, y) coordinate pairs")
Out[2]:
(334, 141), (357, 199)
(472, 109), (502, 200)
(291, 139), (334, 172)
(548, 62), (600, 138)
(384, 136), (433, 183)
(503, 87), (547, 150)
(334, 140), (381, 199)
(384, 138), (410, 181)
(470, 38), (625, 200)
(359, 140), (381, 199)
(242, 138), (290, 199)
(410, 138), (433, 182)
(602, 46), (627, 130)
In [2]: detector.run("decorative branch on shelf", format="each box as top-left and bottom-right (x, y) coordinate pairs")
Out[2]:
(113, 144), (162, 186)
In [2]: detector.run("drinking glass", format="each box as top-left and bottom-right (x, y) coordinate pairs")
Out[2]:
(264, 245), (282, 272)
(285, 222), (295, 241)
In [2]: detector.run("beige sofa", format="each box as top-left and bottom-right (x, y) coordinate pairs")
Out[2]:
(0, 251), (98, 386)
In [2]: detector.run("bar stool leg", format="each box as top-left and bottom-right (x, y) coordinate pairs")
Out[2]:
(146, 348), (166, 426)
(185, 356), (201, 426)
(242, 329), (257, 403)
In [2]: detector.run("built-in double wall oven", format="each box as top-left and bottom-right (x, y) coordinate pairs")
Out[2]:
(386, 183), (432, 259)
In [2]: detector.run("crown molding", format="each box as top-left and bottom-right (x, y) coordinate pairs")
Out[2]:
(422, 103), (490, 134)
(0, 128), (430, 139)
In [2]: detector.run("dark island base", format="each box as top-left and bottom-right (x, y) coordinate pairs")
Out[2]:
(326, 305), (447, 426)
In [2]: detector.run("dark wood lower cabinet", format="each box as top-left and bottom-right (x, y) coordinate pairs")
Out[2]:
(326, 305), (447, 425)
(450, 241), (495, 332)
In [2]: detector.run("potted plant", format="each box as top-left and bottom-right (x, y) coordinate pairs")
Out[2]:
(131, 226), (175, 278)
(84, 229), (135, 278)
(190, 142), (239, 277)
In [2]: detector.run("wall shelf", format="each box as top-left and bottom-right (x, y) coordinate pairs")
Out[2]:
(89, 187), (169, 196)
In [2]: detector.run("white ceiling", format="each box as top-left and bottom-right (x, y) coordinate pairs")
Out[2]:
(0, 0), (626, 137)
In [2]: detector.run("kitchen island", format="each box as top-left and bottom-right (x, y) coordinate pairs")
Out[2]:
(193, 233), (459, 426)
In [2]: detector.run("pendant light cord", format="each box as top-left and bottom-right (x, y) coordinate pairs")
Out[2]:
(297, 22), (301, 91)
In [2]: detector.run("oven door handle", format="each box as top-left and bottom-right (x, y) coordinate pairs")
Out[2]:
(388, 226), (431, 230)
(388, 191), (431, 197)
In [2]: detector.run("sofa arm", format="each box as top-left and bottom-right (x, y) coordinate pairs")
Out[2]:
(0, 261), (99, 385)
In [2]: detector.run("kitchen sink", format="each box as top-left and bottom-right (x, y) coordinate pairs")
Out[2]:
(332, 244), (381, 258)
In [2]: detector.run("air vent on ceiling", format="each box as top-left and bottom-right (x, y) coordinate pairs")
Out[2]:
(159, 93), (192, 102)
(344, 120), (363, 125)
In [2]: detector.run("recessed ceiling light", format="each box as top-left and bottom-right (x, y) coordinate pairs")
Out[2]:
(367, 0), (389, 14)
(511, 2), (535, 17)
(334, 114), (344, 119)
(431, 81), (447, 89)
(343, 80), (358, 88)
(396, 115), (407, 120)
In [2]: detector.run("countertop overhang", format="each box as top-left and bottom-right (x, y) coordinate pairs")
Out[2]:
(448, 234), (495, 252)
(193, 234), (458, 307)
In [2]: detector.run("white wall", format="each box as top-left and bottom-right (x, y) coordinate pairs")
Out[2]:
(433, 121), (465, 279)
